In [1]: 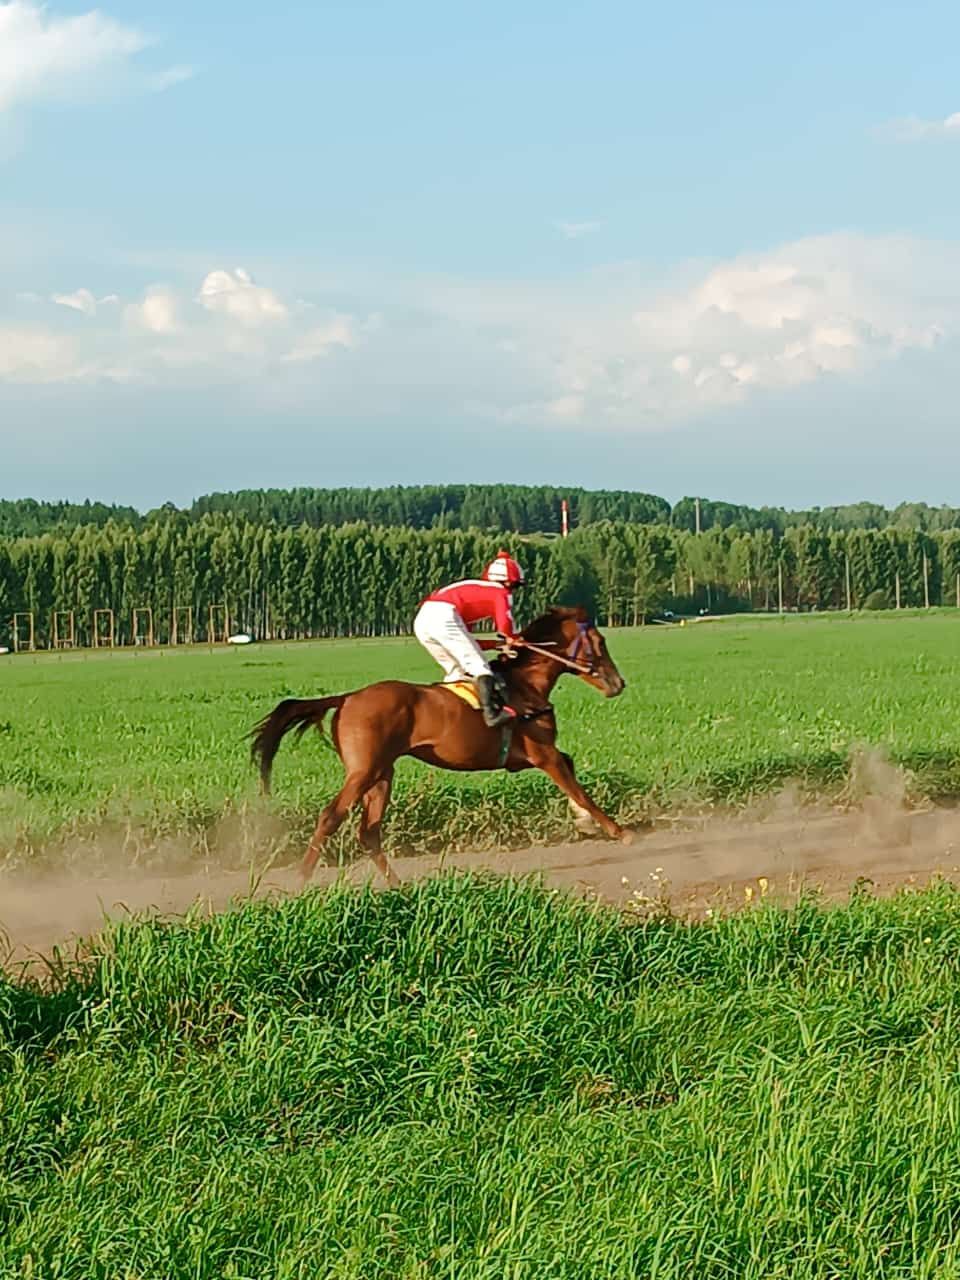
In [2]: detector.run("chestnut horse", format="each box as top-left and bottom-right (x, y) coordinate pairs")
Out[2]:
(250, 606), (631, 886)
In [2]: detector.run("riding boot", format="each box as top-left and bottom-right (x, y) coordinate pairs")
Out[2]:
(475, 674), (514, 728)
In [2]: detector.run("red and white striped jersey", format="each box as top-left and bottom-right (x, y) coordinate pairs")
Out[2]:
(423, 579), (515, 636)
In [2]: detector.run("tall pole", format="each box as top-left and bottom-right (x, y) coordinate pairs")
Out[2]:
(778, 560), (783, 615)
(923, 553), (930, 608)
(560, 499), (569, 539)
(845, 554), (852, 611)
(694, 497), (701, 536)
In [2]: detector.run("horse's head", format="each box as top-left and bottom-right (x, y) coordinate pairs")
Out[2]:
(521, 607), (626, 698)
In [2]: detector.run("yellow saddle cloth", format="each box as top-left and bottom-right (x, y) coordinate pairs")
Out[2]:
(442, 680), (482, 710)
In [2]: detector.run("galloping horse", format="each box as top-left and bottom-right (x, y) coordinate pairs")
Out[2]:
(250, 606), (631, 886)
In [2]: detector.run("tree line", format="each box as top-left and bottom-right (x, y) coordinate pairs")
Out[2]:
(2, 516), (960, 649)
(6, 487), (960, 538)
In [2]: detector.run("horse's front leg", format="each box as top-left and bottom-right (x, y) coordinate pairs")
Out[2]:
(529, 745), (632, 843)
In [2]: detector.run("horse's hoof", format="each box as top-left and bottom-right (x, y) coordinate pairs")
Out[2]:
(618, 829), (636, 846)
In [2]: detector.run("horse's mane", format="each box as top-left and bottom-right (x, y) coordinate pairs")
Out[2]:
(519, 605), (590, 644)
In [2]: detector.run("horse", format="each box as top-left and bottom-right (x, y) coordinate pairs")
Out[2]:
(250, 606), (631, 887)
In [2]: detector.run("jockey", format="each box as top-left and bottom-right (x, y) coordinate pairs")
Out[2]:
(414, 550), (525, 728)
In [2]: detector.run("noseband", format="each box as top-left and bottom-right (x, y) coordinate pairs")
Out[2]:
(565, 621), (597, 671)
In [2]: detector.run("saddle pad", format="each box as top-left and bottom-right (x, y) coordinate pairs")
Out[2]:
(442, 680), (482, 710)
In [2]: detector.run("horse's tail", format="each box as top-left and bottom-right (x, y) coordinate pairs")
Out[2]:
(249, 695), (347, 794)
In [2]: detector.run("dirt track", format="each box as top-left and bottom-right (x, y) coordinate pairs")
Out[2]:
(5, 796), (960, 968)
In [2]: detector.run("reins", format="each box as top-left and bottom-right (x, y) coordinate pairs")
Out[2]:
(510, 622), (597, 676)
(513, 639), (592, 674)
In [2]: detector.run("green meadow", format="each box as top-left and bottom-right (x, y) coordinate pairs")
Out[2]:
(2, 612), (960, 866)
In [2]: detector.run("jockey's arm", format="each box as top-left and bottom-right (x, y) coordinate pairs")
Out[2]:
(492, 588), (517, 642)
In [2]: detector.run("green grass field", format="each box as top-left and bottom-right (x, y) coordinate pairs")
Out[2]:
(3, 611), (960, 868)
(6, 613), (960, 1276)
(5, 874), (960, 1278)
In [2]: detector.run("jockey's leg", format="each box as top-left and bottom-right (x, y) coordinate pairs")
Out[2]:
(415, 601), (510, 726)
(474, 675), (513, 728)
(414, 602), (468, 682)
(438, 611), (513, 728)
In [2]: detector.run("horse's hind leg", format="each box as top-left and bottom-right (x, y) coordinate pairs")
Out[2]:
(301, 769), (380, 883)
(358, 768), (399, 888)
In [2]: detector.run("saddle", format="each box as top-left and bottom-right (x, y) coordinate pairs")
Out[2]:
(441, 677), (514, 717)
(444, 680), (483, 711)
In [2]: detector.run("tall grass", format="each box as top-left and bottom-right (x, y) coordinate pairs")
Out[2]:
(3, 612), (960, 866)
(3, 875), (960, 1277)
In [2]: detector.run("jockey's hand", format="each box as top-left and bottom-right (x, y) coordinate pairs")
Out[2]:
(500, 636), (521, 659)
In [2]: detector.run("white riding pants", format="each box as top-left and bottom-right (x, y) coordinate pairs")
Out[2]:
(413, 601), (492, 682)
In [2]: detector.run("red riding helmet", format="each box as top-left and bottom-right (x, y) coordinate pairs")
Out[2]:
(483, 550), (525, 587)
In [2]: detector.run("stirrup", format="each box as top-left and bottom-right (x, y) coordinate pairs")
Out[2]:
(482, 703), (516, 728)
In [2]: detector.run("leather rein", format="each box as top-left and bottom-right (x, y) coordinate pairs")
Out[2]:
(511, 621), (598, 676)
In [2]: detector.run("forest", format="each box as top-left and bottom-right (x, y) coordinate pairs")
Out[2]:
(1, 514), (957, 647)
(5, 486), (960, 538)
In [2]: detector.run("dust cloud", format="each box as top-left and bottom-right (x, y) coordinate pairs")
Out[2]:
(4, 749), (960, 969)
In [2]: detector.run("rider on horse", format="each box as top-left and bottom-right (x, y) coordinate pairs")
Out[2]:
(414, 550), (524, 728)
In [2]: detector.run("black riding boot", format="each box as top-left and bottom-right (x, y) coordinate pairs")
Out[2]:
(475, 674), (513, 728)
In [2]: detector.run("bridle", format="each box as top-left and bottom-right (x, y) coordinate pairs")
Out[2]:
(513, 621), (599, 676)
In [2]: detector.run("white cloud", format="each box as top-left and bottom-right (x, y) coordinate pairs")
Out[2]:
(282, 316), (356, 363)
(0, 0), (189, 117)
(460, 233), (959, 427)
(126, 287), (179, 335)
(198, 269), (288, 327)
(555, 219), (602, 240)
(0, 268), (373, 384)
(149, 65), (194, 93)
(0, 327), (76, 380)
(2, 235), (957, 429)
(52, 288), (98, 316)
(880, 111), (960, 142)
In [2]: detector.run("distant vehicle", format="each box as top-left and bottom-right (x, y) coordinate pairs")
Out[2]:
(0, 646), (10, 656)
(227, 634), (254, 645)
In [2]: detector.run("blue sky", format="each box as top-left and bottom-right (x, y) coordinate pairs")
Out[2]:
(3, 0), (960, 509)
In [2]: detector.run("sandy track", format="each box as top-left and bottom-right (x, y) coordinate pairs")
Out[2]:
(4, 798), (960, 968)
